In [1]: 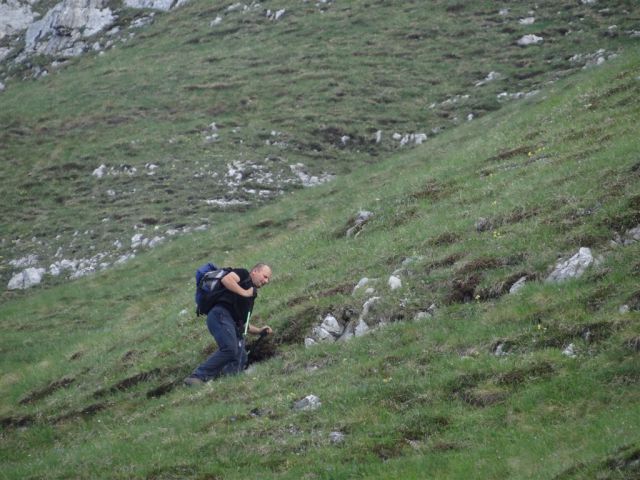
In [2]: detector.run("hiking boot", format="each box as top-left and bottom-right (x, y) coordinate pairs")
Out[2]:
(183, 376), (205, 387)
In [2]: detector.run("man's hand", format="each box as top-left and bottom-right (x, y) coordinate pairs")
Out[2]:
(259, 326), (273, 336)
(248, 324), (273, 336)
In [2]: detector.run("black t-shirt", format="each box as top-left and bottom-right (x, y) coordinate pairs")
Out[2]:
(216, 268), (256, 333)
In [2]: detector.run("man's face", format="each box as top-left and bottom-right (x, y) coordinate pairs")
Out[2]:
(251, 266), (272, 288)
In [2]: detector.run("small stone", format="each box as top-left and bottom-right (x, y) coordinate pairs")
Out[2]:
(562, 343), (577, 358)
(388, 275), (402, 290)
(320, 314), (343, 336)
(475, 217), (493, 232)
(293, 395), (321, 411)
(329, 431), (345, 444)
(509, 276), (528, 294)
(494, 342), (508, 357)
(517, 34), (544, 46)
(354, 318), (370, 337)
(619, 305), (630, 314)
(353, 277), (369, 294)
(92, 164), (107, 178)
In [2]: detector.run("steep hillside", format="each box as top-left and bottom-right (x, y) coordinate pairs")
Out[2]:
(1, 39), (639, 479)
(1, 0), (639, 290)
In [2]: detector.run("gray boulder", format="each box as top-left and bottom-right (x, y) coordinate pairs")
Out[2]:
(545, 247), (596, 283)
(8, 267), (46, 290)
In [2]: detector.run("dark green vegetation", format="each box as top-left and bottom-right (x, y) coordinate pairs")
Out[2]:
(1, 1), (640, 479)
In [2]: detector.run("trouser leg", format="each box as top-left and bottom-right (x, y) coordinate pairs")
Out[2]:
(193, 307), (239, 381)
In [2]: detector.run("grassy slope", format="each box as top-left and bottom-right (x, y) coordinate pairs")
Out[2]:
(1, 41), (639, 479)
(1, 0), (639, 288)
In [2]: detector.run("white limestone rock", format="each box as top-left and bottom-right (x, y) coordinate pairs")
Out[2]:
(509, 276), (528, 294)
(293, 395), (321, 411)
(8, 267), (46, 290)
(388, 275), (402, 290)
(92, 164), (107, 178)
(546, 248), (596, 283)
(517, 34), (543, 46)
(124, 0), (175, 11)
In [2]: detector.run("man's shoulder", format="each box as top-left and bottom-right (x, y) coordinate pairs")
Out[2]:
(229, 267), (250, 282)
(231, 267), (249, 275)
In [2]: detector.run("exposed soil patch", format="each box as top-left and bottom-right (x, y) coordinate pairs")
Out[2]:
(246, 335), (279, 365)
(184, 82), (239, 91)
(512, 320), (624, 353)
(554, 445), (640, 479)
(486, 145), (533, 162)
(313, 125), (366, 149)
(372, 441), (405, 461)
(601, 194), (640, 232)
(428, 232), (461, 246)
(430, 441), (464, 452)
(585, 285), (615, 312)
(53, 402), (109, 424)
(624, 336), (640, 352)
(286, 282), (353, 307)
(476, 271), (535, 300)
(146, 380), (182, 399)
(504, 206), (541, 225)
(445, 274), (481, 304)
(495, 362), (555, 387)
(0, 414), (35, 429)
(19, 376), (75, 405)
(277, 305), (324, 345)
(459, 387), (507, 407)
(70, 351), (84, 360)
(425, 252), (465, 273)
(146, 464), (199, 480)
(94, 369), (161, 398)
(410, 180), (453, 201)
(456, 256), (503, 275)
(399, 414), (449, 441)
(626, 290), (640, 312)
(447, 372), (489, 395)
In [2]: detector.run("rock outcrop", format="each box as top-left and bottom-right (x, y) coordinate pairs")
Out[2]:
(24, 0), (116, 58)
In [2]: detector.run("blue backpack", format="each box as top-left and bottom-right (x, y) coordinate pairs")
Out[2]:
(195, 263), (230, 316)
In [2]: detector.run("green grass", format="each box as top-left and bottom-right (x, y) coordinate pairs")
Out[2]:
(1, 37), (639, 478)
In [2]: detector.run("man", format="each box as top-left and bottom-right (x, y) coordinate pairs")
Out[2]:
(184, 263), (273, 386)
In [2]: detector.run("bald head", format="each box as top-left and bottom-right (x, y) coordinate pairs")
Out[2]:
(250, 263), (272, 288)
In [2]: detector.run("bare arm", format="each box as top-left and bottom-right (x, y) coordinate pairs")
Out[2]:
(248, 324), (273, 336)
(221, 271), (254, 298)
